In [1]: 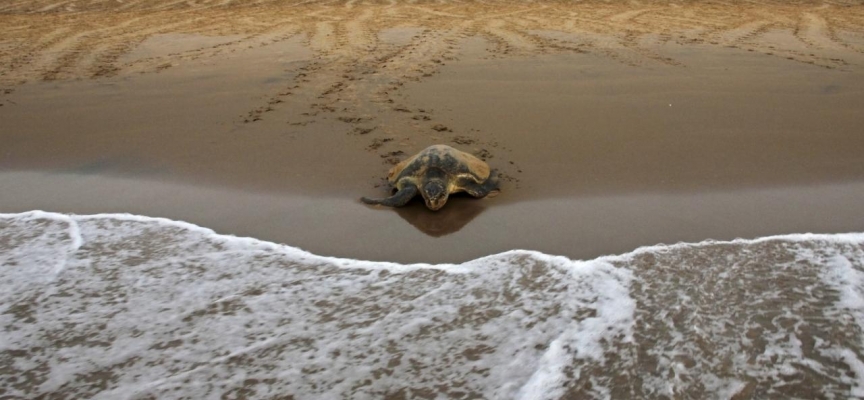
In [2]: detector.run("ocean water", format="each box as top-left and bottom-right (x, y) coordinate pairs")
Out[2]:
(1, 211), (863, 399)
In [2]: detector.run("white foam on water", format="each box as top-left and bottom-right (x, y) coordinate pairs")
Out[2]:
(0, 211), (634, 399)
(819, 253), (864, 396)
(2, 211), (864, 399)
(516, 263), (634, 400)
(620, 232), (864, 399)
(822, 255), (864, 330)
(0, 211), (83, 306)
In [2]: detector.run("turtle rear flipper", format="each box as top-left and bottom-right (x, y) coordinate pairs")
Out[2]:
(361, 184), (418, 207)
(460, 171), (500, 199)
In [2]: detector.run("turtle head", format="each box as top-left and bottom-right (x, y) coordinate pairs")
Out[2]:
(421, 179), (449, 211)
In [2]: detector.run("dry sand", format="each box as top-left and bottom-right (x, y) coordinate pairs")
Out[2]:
(2, 0), (864, 262)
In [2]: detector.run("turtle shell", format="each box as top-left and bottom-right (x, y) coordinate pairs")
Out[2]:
(387, 145), (491, 184)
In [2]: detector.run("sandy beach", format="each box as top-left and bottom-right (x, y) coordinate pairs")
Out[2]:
(3, 1), (864, 398)
(2, 0), (864, 261)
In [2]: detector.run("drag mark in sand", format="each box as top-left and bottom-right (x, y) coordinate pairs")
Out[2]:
(2, 0), (864, 188)
(4, 1), (864, 85)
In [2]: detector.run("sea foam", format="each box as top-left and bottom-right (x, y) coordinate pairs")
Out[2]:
(0, 211), (633, 400)
(1, 211), (863, 399)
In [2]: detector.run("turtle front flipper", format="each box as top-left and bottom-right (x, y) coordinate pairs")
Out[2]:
(361, 184), (419, 207)
(461, 171), (501, 198)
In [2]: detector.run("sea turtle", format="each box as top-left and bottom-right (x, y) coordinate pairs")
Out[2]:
(361, 144), (500, 211)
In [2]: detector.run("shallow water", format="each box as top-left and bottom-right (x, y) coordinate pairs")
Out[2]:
(2, 211), (863, 399)
(3, 171), (864, 264)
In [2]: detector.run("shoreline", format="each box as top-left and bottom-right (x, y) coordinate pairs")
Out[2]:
(2, 1), (864, 263)
(3, 171), (864, 263)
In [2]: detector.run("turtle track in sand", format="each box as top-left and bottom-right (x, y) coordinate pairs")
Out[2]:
(3, 1), (864, 86)
(2, 0), (864, 182)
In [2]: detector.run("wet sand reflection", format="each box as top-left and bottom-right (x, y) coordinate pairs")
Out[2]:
(391, 194), (489, 237)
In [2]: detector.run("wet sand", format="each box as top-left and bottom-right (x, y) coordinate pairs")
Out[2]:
(2, 0), (864, 263)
